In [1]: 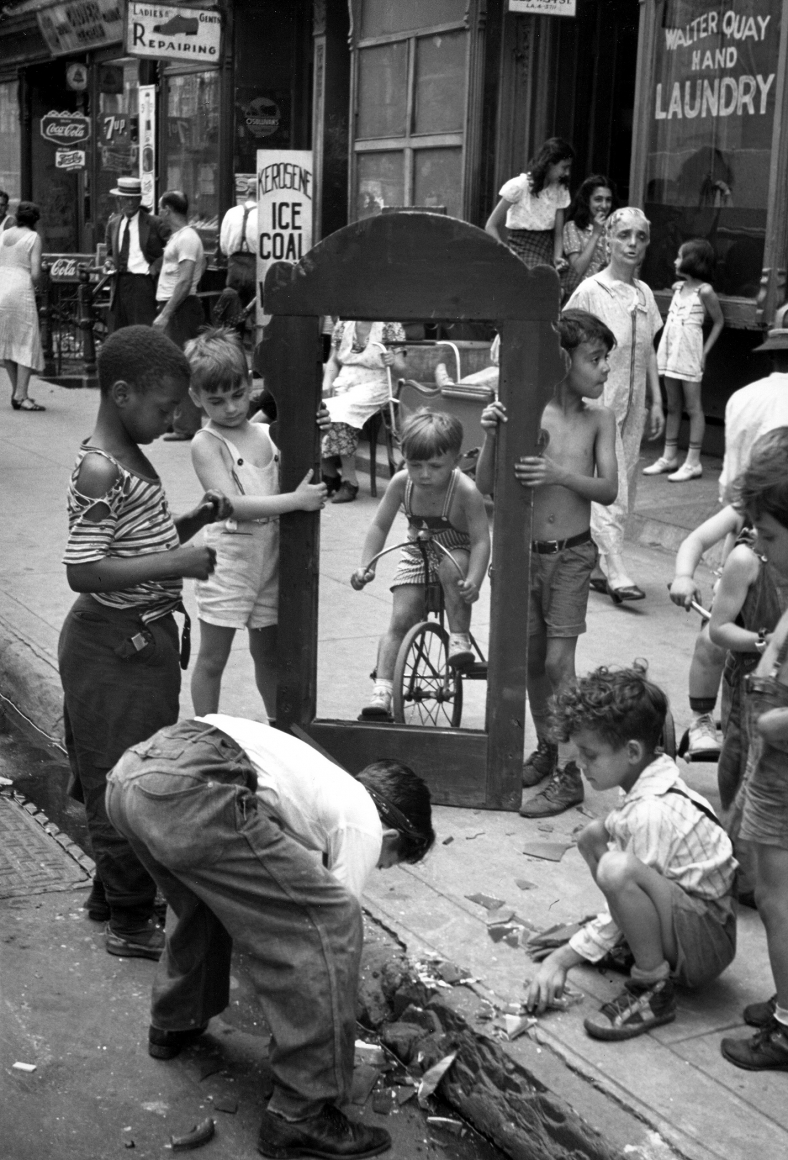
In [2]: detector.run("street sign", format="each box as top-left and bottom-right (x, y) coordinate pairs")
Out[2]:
(37, 0), (123, 57)
(508, 0), (576, 14)
(126, 3), (221, 63)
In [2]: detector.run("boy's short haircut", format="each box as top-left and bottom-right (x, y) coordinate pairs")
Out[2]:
(357, 759), (435, 864)
(97, 325), (191, 397)
(679, 238), (716, 282)
(550, 663), (668, 752)
(160, 189), (188, 216)
(558, 310), (616, 355)
(186, 327), (248, 395)
(401, 409), (463, 460)
(735, 426), (788, 530)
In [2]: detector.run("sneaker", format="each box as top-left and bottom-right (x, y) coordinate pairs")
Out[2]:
(642, 456), (679, 476)
(519, 760), (583, 817)
(721, 1016), (788, 1071)
(584, 977), (676, 1041)
(359, 688), (392, 720)
(257, 1104), (391, 1158)
(668, 462), (703, 482)
(148, 1023), (209, 1060)
(686, 713), (720, 760)
(522, 738), (558, 787)
(105, 920), (165, 961)
(743, 994), (777, 1028)
(447, 635), (474, 668)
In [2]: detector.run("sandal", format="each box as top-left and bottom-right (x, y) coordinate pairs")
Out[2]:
(15, 398), (45, 412)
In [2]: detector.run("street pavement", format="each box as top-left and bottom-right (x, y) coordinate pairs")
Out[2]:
(0, 374), (784, 1160)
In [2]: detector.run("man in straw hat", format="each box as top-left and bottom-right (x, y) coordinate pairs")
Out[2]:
(105, 175), (168, 331)
(720, 303), (788, 503)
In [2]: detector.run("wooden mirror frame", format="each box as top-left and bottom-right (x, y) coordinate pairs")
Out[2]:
(257, 212), (564, 809)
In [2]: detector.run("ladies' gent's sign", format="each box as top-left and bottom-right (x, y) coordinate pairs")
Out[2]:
(256, 149), (313, 318)
(127, 3), (221, 62)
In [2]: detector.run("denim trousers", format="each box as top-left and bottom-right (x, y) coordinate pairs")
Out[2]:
(105, 719), (363, 1120)
(58, 594), (181, 928)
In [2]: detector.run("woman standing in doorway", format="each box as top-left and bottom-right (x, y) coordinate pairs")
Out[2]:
(0, 200), (45, 411)
(562, 175), (618, 297)
(566, 207), (664, 602)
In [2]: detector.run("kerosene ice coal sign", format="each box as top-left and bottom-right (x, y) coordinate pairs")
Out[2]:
(126, 3), (221, 62)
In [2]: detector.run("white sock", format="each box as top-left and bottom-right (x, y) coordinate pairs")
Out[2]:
(630, 960), (670, 985)
(449, 633), (471, 652)
(775, 1002), (788, 1027)
(373, 679), (393, 697)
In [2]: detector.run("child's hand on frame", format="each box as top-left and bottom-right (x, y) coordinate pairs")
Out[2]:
(294, 469), (328, 511)
(481, 400), (507, 431)
(457, 577), (479, 604)
(316, 404), (331, 430)
(514, 455), (562, 489)
(350, 566), (375, 591)
(669, 576), (701, 609)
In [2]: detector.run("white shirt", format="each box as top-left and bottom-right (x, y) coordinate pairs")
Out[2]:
(156, 225), (205, 301)
(568, 754), (735, 964)
(719, 372), (788, 502)
(499, 173), (570, 231)
(117, 211), (149, 275)
(197, 715), (383, 900)
(220, 200), (258, 255)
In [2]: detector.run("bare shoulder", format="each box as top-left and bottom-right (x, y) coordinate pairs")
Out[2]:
(190, 428), (223, 465)
(455, 470), (485, 507)
(74, 450), (121, 498)
(725, 542), (760, 582)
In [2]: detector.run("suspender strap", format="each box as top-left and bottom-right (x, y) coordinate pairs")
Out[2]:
(238, 205), (251, 252)
(664, 785), (723, 829)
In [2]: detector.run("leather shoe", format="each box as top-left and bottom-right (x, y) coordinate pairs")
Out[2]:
(148, 1023), (209, 1059)
(520, 761), (584, 817)
(607, 583), (645, 605)
(258, 1105), (391, 1158)
(105, 920), (165, 961)
(331, 481), (359, 504)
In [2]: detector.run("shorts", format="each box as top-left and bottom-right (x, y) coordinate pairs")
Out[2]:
(195, 522), (279, 631)
(391, 533), (470, 589)
(668, 882), (736, 988)
(528, 539), (597, 638)
(739, 764), (788, 848)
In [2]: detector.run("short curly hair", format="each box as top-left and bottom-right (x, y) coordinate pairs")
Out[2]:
(734, 426), (788, 529)
(549, 663), (668, 751)
(97, 325), (191, 396)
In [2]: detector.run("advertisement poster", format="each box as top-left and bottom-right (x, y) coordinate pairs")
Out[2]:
(126, 3), (221, 63)
(37, 0), (124, 56)
(139, 84), (156, 209)
(256, 149), (313, 326)
(508, 0), (576, 14)
(40, 110), (91, 146)
(643, 0), (780, 297)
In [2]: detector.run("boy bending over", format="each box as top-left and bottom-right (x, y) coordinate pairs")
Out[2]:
(352, 410), (490, 720)
(526, 665), (737, 1041)
(476, 310), (618, 816)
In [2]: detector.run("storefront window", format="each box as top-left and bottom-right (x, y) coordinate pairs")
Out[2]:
(0, 80), (21, 201)
(96, 59), (140, 239)
(162, 68), (221, 254)
(642, 0), (781, 298)
(352, 11), (468, 220)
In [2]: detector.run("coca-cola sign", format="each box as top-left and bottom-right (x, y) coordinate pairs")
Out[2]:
(40, 111), (92, 145)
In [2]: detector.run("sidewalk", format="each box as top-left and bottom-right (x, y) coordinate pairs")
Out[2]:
(1, 375), (782, 1160)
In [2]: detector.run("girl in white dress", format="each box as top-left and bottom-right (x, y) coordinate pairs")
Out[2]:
(644, 239), (723, 482)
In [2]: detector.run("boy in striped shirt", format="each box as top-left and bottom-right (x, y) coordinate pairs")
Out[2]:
(59, 326), (231, 962)
(525, 664), (737, 1040)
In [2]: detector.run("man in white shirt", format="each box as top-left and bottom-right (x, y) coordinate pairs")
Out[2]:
(154, 189), (207, 438)
(220, 178), (257, 306)
(720, 317), (788, 502)
(106, 715), (434, 1159)
(105, 176), (168, 330)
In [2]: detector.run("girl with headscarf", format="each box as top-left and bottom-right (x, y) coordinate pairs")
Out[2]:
(565, 208), (664, 602)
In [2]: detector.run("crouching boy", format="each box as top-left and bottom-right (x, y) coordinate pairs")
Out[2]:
(526, 665), (737, 1040)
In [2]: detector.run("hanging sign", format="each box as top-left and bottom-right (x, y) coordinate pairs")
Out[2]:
(126, 3), (222, 62)
(256, 149), (313, 324)
(139, 84), (157, 209)
(40, 110), (91, 145)
(37, 0), (124, 56)
(55, 149), (86, 170)
(508, 0), (576, 14)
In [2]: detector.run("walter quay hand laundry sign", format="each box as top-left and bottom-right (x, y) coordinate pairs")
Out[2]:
(127, 3), (221, 62)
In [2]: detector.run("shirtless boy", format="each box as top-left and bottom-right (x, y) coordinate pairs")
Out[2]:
(476, 309), (618, 816)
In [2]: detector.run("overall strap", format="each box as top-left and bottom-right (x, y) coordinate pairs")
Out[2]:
(403, 477), (414, 519)
(441, 469), (459, 520)
(664, 786), (723, 829)
(201, 427), (246, 494)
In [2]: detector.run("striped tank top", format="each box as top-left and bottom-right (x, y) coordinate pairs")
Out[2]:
(63, 446), (181, 622)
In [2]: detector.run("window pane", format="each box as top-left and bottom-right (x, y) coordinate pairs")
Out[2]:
(0, 81), (21, 200)
(163, 71), (221, 253)
(356, 152), (405, 218)
(642, 0), (780, 299)
(413, 147), (462, 217)
(414, 31), (466, 135)
(357, 43), (408, 139)
(96, 60), (141, 242)
(361, 0), (465, 38)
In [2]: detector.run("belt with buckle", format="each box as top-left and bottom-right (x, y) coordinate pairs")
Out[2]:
(531, 529), (592, 555)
